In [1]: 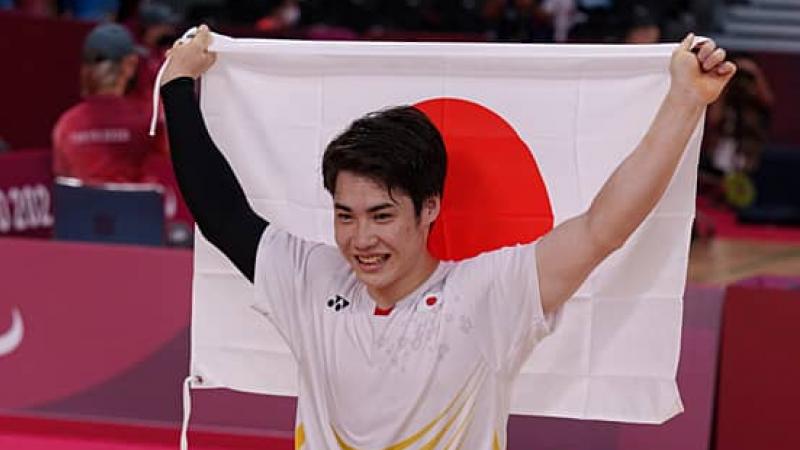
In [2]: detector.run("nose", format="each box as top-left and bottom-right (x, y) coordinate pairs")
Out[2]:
(353, 220), (378, 250)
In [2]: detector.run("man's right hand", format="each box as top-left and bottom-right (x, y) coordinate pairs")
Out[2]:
(161, 24), (217, 86)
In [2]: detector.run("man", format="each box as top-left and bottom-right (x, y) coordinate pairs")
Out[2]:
(53, 23), (167, 184)
(160, 25), (734, 448)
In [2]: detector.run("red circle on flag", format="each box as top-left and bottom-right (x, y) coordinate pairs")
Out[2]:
(414, 98), (554, 261)
(426, 296), (437, 306)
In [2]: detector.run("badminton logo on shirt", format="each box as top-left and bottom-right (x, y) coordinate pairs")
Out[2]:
(326, 295), (351, 312)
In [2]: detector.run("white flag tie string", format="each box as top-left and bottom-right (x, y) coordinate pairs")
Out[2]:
(149, 26), (199, 137)
(179, 374), (200, 450)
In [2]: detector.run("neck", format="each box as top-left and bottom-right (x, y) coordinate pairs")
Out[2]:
(368, 252), (439, 309)
(88, 77), (127, 97)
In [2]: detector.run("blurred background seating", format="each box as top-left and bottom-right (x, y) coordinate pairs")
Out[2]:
(53, 176), (165, 246)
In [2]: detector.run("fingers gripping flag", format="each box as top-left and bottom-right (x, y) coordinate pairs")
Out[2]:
(189, 35), (701, 425)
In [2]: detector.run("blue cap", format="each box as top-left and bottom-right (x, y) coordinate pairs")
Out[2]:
(82, 23), (143, 63)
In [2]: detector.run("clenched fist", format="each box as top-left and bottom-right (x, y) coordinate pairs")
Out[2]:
(161, 24), (217, 86)
(669, 33), (737, 107)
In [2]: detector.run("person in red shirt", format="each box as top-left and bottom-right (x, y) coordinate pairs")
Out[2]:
(52, 23), (167, 184)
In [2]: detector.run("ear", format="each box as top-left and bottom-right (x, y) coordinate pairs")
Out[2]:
(420, 196), (441, 227)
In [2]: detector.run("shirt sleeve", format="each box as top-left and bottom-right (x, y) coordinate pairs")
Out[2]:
(451, 242), (552, 375)
(251, 227), (330, 359)
(161, 77), (267, 282)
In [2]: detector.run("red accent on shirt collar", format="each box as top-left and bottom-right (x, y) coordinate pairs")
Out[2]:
(373, 305), (394, 316)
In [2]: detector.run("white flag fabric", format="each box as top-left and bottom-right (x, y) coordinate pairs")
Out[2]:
(189, 34), (700, 424)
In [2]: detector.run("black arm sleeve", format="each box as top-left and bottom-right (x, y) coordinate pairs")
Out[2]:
(161, 77), (267, 283)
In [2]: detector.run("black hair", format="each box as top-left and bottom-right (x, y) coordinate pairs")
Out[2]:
(322, 106), (447, 216)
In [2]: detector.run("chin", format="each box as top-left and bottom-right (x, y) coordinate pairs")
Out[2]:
(352, 265), (395, 293)
(355, 271), (390, 291)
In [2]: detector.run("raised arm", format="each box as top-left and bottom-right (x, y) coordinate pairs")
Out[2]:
(161, 25), (267, 282)
(536, 34), (736, 315)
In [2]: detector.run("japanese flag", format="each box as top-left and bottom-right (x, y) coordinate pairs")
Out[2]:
(189, 35), (700, 424)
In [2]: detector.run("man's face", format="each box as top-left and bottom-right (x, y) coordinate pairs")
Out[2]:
(333, 171), (439, 299)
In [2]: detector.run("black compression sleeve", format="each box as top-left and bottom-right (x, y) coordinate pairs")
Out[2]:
(161, 77), (267, 283)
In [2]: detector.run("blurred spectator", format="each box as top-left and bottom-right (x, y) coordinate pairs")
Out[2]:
(132, 1), (180, 101)
(700, 54), (773, 209)
(60, 0), (120, 21)
(704, 54), (774, 175)
(541, 0), (583, 42)
(255, 0), (301, 33)
(52, 23), (167, 184)
(139, 1), (179, 47)
(615, 0), (698, 41)
(655, 0), (697, 41)
(622, 4), (660, 43)
(483, 0), (554, 42)
(563, 0), (614, 41)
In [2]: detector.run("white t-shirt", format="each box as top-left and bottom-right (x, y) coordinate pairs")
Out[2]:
(253, 227), (551, 449)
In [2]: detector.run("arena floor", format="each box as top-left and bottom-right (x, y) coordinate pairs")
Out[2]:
(689, 238), (800, 285)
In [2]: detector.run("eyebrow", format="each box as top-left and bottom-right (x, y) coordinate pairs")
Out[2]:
(334, 203), (396, 213)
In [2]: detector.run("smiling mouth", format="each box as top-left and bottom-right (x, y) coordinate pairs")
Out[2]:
(355, 254), (390, 272)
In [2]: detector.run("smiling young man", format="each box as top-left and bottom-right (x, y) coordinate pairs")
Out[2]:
(322, 106), (447, 311)
(160, 25), (735, 449)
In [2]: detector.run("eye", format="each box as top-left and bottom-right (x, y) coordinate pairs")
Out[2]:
(374, 213), (393, 222)
(337, 213), (353, 223)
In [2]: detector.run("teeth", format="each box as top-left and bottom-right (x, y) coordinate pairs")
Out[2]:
(358, 255), (384, 264)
